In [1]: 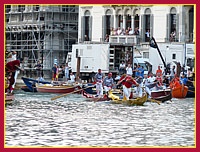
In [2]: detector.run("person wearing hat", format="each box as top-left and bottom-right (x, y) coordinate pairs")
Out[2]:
(103, 72), (114, 94)
(94, 69), (104, 97)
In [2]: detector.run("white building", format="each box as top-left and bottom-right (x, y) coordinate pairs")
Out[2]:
(72, 5), (195, 76)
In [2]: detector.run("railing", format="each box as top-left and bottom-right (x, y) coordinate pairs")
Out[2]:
(109, 35), (138, 44)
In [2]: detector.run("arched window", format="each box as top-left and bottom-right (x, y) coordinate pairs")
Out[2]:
(134, 14), (139, 29)
(170, 7), (177, 34)
(105, 9), (112, 35)
(126, 14), (131, 29)
(81, 10), (92, 41)
(189, 7), (194, 42)
(166, 7), (178, 42)
(142, 8), (153, 42)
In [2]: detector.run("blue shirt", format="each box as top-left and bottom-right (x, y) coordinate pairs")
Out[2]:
(180, 77), (188, 85)
(103, 77), (114, 87)
(95, 73), (103, 82)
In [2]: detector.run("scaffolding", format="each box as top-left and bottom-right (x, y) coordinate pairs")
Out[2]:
(5, 5), (78, 78)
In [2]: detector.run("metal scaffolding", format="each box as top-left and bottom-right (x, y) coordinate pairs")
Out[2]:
(5, 5), (78, 78)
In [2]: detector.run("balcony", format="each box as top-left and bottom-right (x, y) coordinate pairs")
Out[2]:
(109, 35), (140, 45)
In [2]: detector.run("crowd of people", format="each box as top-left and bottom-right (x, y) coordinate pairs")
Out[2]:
(90, 62), (194, 99)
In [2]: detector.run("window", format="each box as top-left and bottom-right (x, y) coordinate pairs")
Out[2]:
(143, 52), (149, 58)
(106, 15), (111, 35)
(62, 5), (68, 12)
(33, 5), (40, 11)
(5, 5), (11, 13)
(118, 15), (123, 28)
(134, 14), (139, 28)
(18, 5), (25, 12)
(126, 14), (131, 29)
(172, 54), (176, 59)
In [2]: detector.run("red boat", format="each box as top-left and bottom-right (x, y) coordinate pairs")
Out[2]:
(171, 85), (188, 98)
(150, 89), (172, 102)
(36, 84), (82, 93)
(5, 93), (15, 104)
(82, 90), (110, 102)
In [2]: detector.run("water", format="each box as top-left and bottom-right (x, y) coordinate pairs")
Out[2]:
(5, 90), (195, 147)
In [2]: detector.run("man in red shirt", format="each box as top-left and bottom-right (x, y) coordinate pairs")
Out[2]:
(117, 74), (139, 100)
(156, 65), (162, 77)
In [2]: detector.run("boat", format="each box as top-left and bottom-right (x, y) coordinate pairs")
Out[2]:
(21, 85), (37, 92)
(185, 80), (195, 98)
(171, 85), (188, 98)
(21, 77), (51, 92)
(150, 89), (172, 102)
(82, 83), (96, 94)
(108, 91), (148, 106)
(5, 93), (14, 102)
(186, 86), (195, 98)
(36, 84), (82, 93)
(82, 90), (110, 101)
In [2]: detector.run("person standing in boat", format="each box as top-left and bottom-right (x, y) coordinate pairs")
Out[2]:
(52, 64), (57, 81)
(94, 69), (104, 97)
(117, 74), (139, 100)
(65, 63), (70, 81)
(34, 60), (42, 78)
(156, 65), (162, 77)
(69, 72), (76, 84)
(103, 72), (114, 94)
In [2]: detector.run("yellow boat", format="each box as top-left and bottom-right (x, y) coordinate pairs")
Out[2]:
(108, 91), (148, 106)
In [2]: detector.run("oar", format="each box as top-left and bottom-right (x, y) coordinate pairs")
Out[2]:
(51, 85), (95, 101)
(148, 98), (161, 105)
(187, 90), (195, 93)
(141, 86), (161, 105)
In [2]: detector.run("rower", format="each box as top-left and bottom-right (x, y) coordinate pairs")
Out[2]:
(103, 72), (114, 95)
(117, 74), (139, 100)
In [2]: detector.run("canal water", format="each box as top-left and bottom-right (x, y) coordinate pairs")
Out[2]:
(5, 90), (195, 147)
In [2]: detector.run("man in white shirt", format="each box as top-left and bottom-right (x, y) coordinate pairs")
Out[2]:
(69, 72), (75, 83)
(119, 61), (126, 74)
(126, 64), (133, 76)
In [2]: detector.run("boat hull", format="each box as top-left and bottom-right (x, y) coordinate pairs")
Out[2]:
(5, 94), (14, 101)
(36, 85), (82, 93)
(109, 92), (148, 106)
(82, 83), (96, 94)
(21, 77), (51, 92)
(172, 85), (188, 98)
(151, 89), (172, 102)
(82, 90), (109, 101)
(186, 86), (195, 98)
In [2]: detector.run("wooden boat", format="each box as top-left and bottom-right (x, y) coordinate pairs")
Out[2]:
(82, 83), (96, 94)
(21, 77), (51, 92)
(82, 90), (110, 101)
(172, 85), (188, 98)
(186, 86), (195, 98)
(185, 81), (195, 98)
(36, 84), (82, 93)
(21, 85), (37, 92)
(108, 92), (148, 106)
(5, 93), (15, 105)
(150, 89), (172, 102)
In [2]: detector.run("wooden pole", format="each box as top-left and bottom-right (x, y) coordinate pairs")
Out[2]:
(76, 57), (81, 80)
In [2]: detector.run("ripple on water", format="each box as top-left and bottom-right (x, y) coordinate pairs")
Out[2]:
(5, 90), (195, 147)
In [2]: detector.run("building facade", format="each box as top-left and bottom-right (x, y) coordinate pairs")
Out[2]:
(76, 5), (195, 74)
(5, 5), (78, 77)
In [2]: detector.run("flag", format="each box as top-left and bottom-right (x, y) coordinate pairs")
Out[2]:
(149, 38), (157, 48)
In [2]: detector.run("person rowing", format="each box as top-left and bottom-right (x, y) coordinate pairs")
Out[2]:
(94, 68), (104, 97)
(103, 72), (114, 95)
(117, 74), (139, 100)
